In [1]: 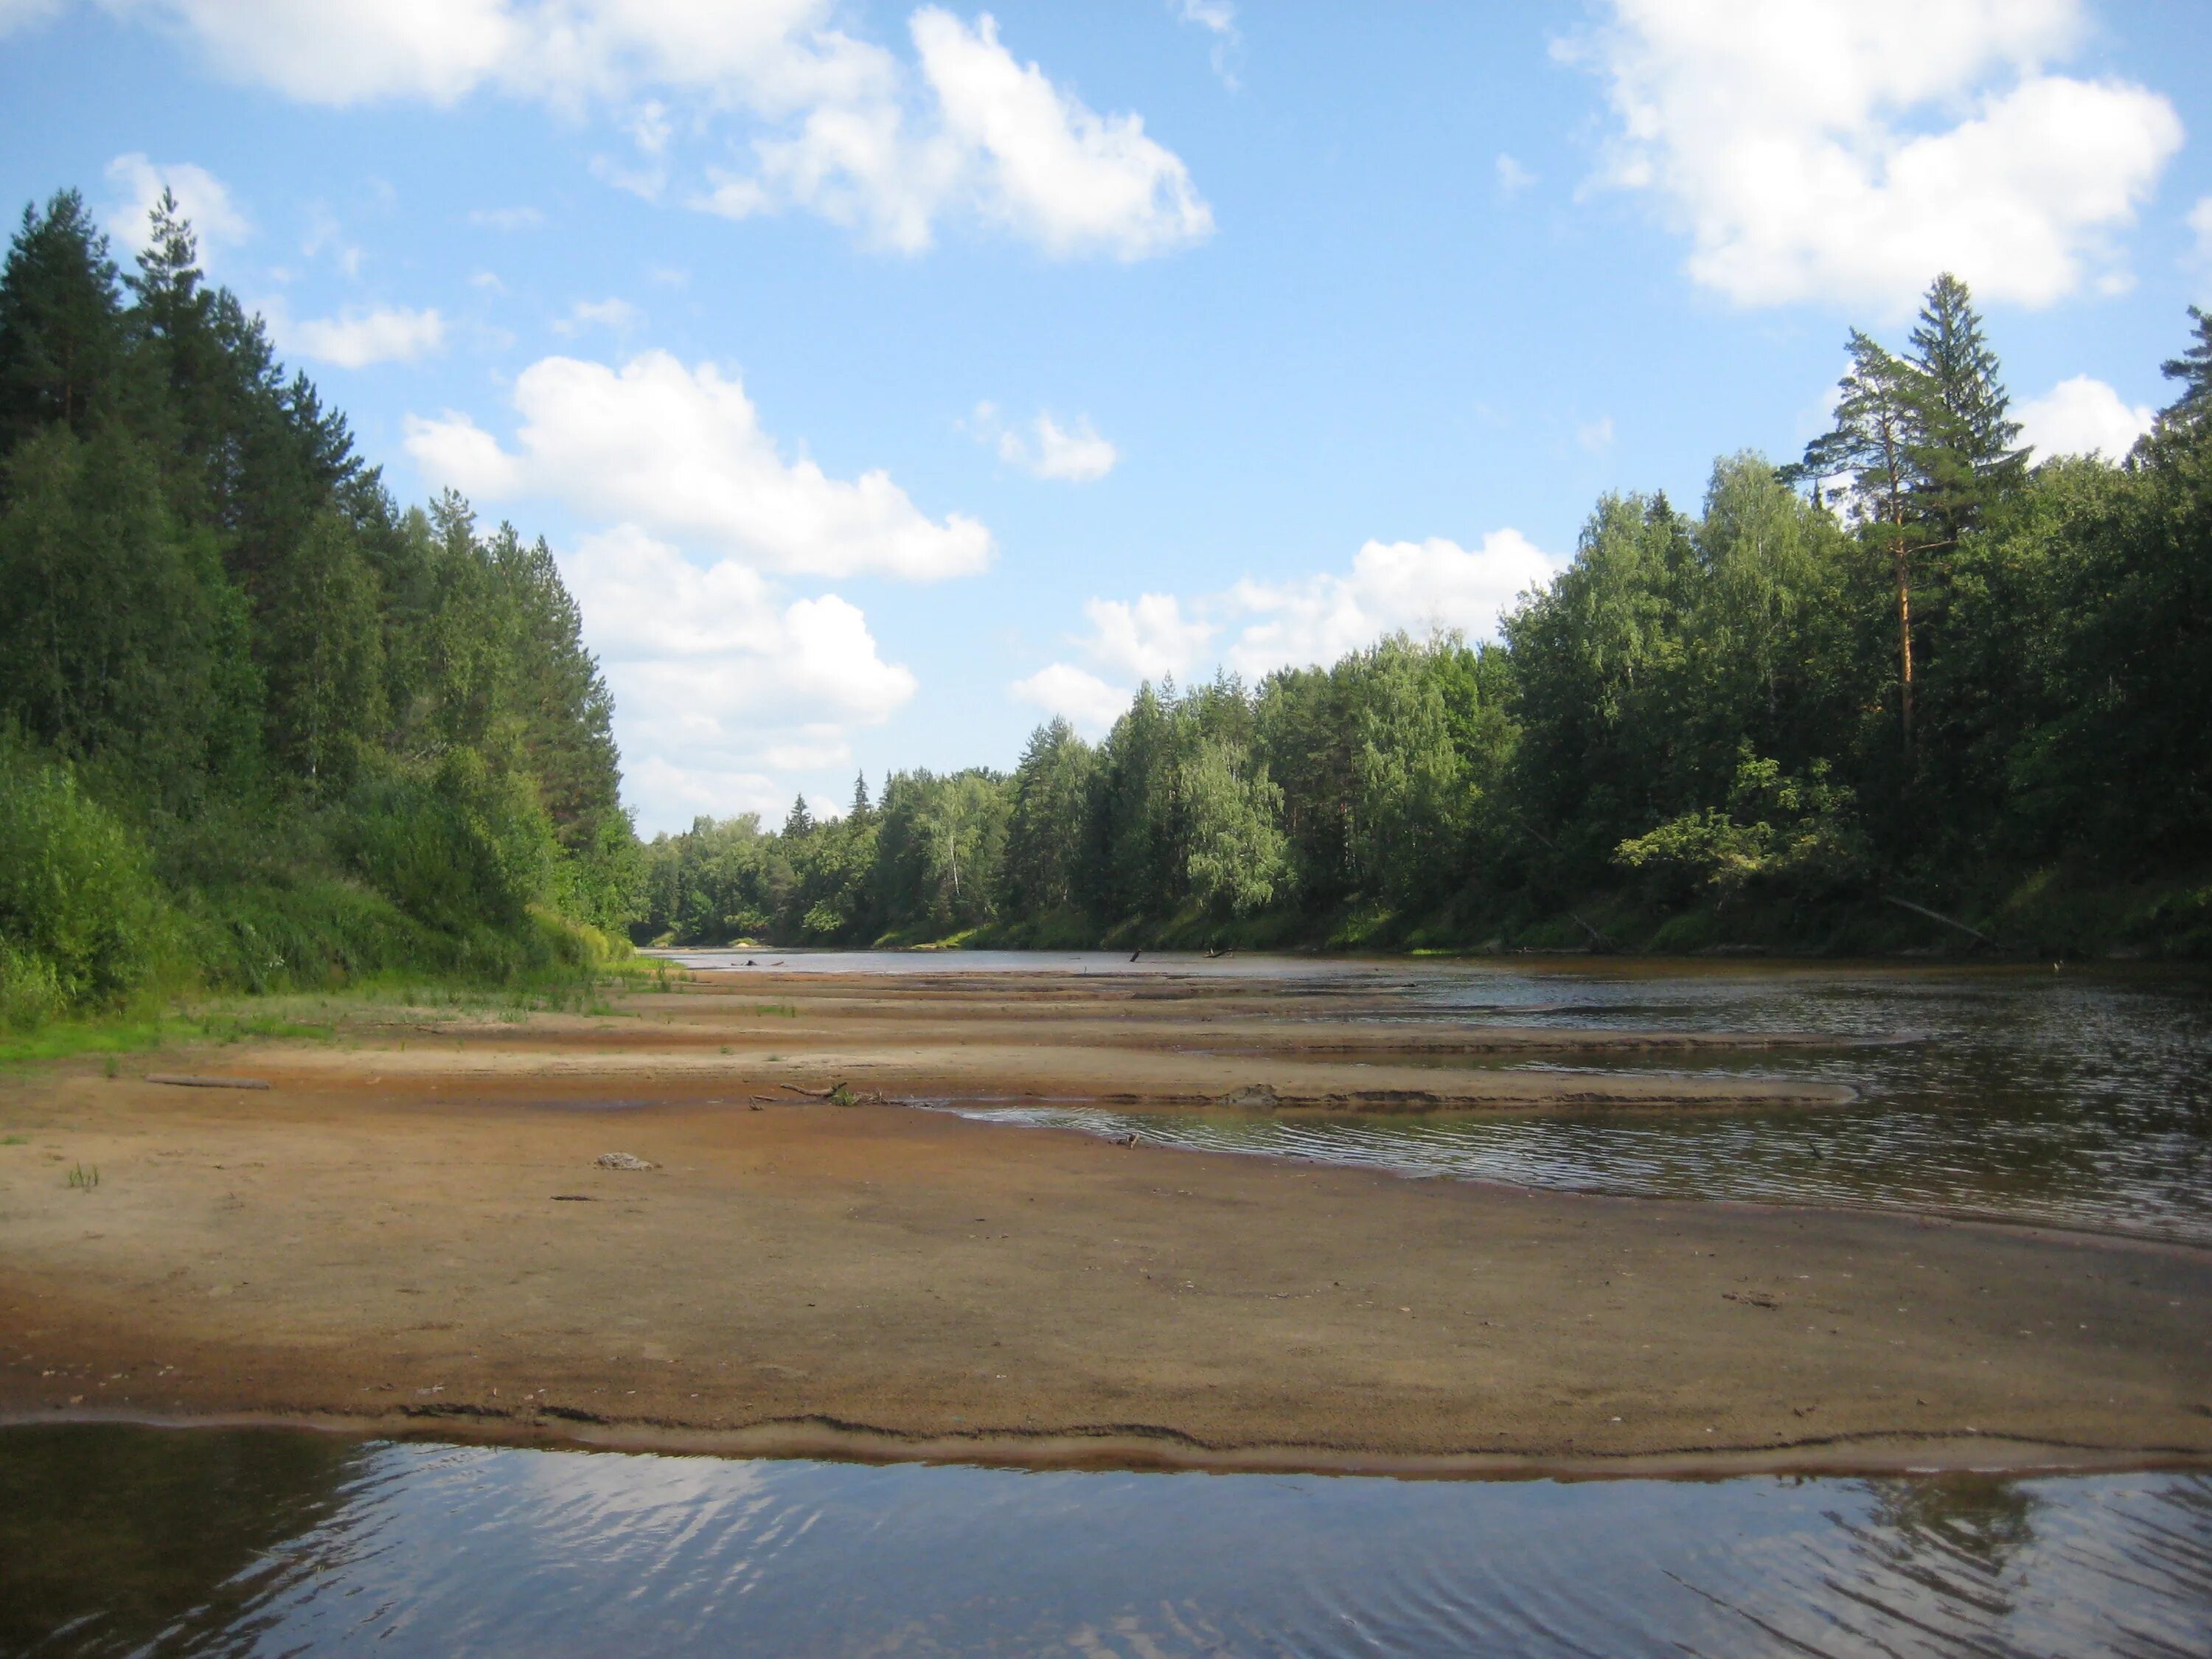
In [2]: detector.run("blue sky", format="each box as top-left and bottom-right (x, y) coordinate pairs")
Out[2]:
(4, 1), (2209, 832)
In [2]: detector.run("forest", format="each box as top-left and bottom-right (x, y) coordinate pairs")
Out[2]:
(640, 276), (2212, 959)
(2, 181), (2207, 1029)
(0, 188), (639, 1027)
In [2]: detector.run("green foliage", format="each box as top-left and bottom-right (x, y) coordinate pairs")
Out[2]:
(341, 749), (557, 933)
(1615, 747), (1867, 904)
(0, 182), (643, 1030)
(1180, 738), (1287, 916)
(0, 740), (169, 1015)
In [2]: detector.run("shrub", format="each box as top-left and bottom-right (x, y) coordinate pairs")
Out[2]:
(0, 739), (169, 1009)
(338, 748), (558, 933)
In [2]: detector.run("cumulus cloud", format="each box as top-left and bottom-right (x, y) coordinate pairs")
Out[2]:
(102, 153), (250, 252)
(2017, 374), (2154, 459)
(973, 404), (1119, 481)
(100, 1), (1210, 261)
(1012, 531), (1562, 733)
(1009, 661), (1130, 737)
(1568, 0), (2183, 310)
(278, 303), (446, 368)
(403, 350), (992, 581)
(562, 526), (917, 831)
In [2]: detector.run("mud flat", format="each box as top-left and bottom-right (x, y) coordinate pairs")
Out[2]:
(1, 970), (2206, 1473)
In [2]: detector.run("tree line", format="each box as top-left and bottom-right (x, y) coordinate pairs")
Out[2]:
(0, 187), (638, 1025)
(642, 276), (2211, 957)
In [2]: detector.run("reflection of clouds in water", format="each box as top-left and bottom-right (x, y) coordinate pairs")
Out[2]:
(67, 1439), (2209, 1657)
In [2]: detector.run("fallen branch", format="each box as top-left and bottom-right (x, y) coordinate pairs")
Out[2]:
(146, 1074), (271, 1091)
(1568, 911), (1616, 951)
(1882, 895), (1993, 947)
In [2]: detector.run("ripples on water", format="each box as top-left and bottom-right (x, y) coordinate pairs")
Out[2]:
(910, 961), (2212, 1243)
(4, 1427), (2208, 1658)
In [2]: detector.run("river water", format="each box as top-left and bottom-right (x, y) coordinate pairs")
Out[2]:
(5, 1425), (2209, 1658)
(12, 957), (2208, 1654)
(787, 955), (2212, 1245)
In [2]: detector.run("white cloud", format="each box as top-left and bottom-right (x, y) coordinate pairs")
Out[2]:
(975, 405), (1119, 481)
(1012, 530), (1563, 730)
(2017, 374), (2154, 459)
(1495, 153), (1536, 197)
(562, 525), (916, 832)
(103, 1), (1210, 261)
(279, 303), (446, 368)
(404, 349), (992, 581)
(1220, 532), (1560, 677)
(914, 10), (1211, 259)
(552, 296), (641, 335)
(1576, 414), (1615, 452)
(470, 205), (543, 231)
(1079, 593), (1212, 681)
(1169, 0), (1239, 89)
(1172, 0), (1235, 34)
(1570, 0), (2183, 310)
(1009, 661), (1130, 737)
(102, 153), (250, 252)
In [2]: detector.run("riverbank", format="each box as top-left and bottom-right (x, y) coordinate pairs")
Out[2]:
(2, 970), (2207, 1475)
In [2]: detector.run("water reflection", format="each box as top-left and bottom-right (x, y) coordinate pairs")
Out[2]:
(3, 1428), (2208, 1658)
(945, 966), (2212, 1242)
(0, 1425), (358, 1658)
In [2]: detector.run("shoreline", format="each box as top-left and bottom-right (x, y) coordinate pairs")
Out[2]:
(13, 1404), (2212, 1483)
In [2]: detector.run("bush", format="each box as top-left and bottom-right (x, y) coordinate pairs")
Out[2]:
(338, 748), (558, 933)
(0, 740), (170, 1011)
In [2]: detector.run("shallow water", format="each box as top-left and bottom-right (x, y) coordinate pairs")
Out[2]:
(4, 1426), (2208, 1658)
(866, 959), (2212, 1244)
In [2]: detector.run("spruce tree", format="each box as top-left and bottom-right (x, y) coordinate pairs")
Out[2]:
(0, 190), (125, 450)
(2157, 305), (2212, 430)
(1906, 272), (2025, 539)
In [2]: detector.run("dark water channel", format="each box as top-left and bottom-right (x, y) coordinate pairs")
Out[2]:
(5, 1425), (2209, 1658)
(888, 959), (2212, 1245)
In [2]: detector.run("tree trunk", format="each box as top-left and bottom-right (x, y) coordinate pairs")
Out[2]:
(1894, 541), (1914, 754)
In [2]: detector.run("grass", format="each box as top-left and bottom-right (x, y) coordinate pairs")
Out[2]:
(0, 964), (652, 1072)
(66, 1161), (97, 1190)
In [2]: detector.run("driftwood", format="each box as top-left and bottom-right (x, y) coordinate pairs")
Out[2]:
(1883, 895), (1994, 947)
(1567, 912), (1616, 951)
(146, 1074), (271, 1091)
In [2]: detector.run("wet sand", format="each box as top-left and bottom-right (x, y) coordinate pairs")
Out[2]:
(2, 971), (2207, 1474)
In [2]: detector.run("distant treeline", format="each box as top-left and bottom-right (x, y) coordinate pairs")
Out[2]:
(641, 276), (2212, 958)
(0, 187), (638, 1026)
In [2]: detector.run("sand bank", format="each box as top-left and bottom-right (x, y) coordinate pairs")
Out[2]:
(1, 973), (2205, 1474)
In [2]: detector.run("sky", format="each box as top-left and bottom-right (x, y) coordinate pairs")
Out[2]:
(4, 1), (2209, 835)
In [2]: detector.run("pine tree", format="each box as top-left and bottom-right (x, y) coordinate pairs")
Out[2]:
(1800, 330), (1947, 751)
(849, 772), (873, 823)
(783, 794), (814, 837)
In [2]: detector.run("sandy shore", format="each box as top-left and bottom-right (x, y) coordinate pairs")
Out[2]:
(2, 970), (2207, 1475)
